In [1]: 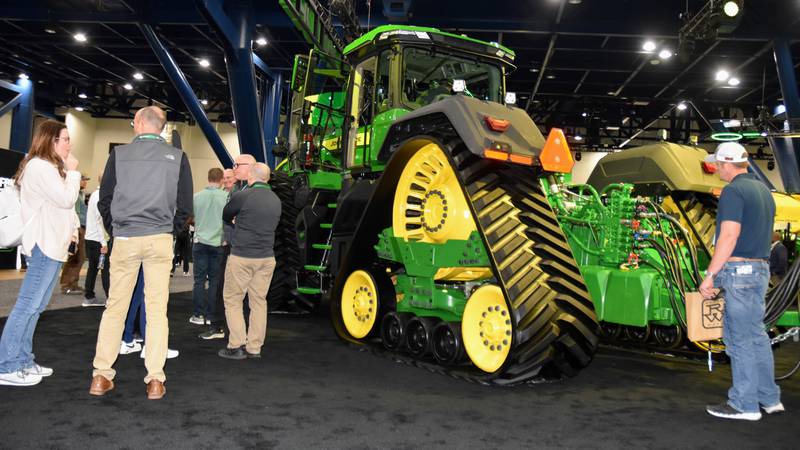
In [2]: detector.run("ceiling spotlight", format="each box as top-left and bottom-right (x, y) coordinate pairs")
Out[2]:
(607, 90), (617, 96)
(123, 83), (133, 90)
(546, 74), (556, 79)
(231, 120), (236, 125)
(715, 69), (730, 82)
(727, 77), (740, 86)
(568, 0), (582, 4)
(642, 41), (657, 52)
(255, 37), (268, 46)
(677, 102), (688, 111)
(78, 93), (88, 99)
(529, 68), (539, 73)
(723, 1), (740, 17)
(75, 106), (84, 112)
(574, 135), (583, 141)
(73, 32), (87, 42)
(581, 111), (588, 117)
(44, 28), (56, 34)
(133, 72), (144, 80)
(18, 73), (29, 80)
(44, 60), (52, 65)
(658, 49), (673, 60)
(199, 58), (211, 68)
(200, 99), (209, 106)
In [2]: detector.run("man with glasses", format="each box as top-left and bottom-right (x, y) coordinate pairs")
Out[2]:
(199, 154), (256, 341)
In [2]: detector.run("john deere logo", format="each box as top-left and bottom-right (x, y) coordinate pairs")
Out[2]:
(702, 299), (724, 329)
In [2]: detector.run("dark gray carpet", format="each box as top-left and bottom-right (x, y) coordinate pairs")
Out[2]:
(0, 291), (797, 449)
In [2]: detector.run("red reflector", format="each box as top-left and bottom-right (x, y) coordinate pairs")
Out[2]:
(483, 149), (509, 161)
(701, 162), (717, 174)
(539, 128), (574, 173)
(509, 154), (534, 166)
(484, 116), (510, 132)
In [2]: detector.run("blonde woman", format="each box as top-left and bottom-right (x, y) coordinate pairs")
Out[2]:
(0, 120), (80, 387)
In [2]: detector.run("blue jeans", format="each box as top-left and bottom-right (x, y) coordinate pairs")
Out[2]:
(122, 267), (146, 344)
(0, 245), (62, 373)
(716, 260), (781, 412)
(192, 243), (222, 321)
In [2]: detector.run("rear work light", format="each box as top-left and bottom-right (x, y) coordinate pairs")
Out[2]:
(484, 115), (510, 132)
(701, 161), (717, 174)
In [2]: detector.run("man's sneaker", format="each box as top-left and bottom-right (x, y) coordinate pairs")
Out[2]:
(62, 287), (83, 295)
(119, 341), (142, 355)
(762, 402), (785, 414)
(183, 271), (190, 277)
(82, 297), (106, 307)
(199, 328), (225, 340)
(218, 347), (247, 360)
(27, 363), (53, 377)
(140, 346), (179, 359)
(246, 351), (261, 359)
(189, 315), (206, 325)
(706, 403), (762, 421)
(0, 369), (43, 386)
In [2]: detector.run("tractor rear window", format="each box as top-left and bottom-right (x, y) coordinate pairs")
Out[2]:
(401, 47), (503, 109)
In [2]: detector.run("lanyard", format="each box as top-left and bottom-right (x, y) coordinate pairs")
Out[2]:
(134, 133), (165, 142)
(250, 182), (271, 190)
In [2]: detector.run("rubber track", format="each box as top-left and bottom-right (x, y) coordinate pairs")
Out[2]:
(350, 138), (600, 385)
(269, 171), (314, 313)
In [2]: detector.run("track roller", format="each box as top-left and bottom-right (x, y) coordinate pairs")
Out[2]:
(432, 321), (465, 365)
(381, 312), (411, 351)
(406, 317), (437, 357)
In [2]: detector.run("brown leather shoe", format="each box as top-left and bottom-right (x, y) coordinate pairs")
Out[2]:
(89, 375), (114, 396)
(146, 380), (166, 400)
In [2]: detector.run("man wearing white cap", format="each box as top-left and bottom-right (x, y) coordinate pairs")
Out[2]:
(699, 142), (783, 420)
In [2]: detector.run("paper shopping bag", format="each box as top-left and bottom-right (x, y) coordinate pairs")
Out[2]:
(686, 291), (724, 342)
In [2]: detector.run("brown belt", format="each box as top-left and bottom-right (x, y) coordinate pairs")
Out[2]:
(728, 257), (767, 262)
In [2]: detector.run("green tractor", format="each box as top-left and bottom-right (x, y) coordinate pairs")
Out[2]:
(271, 25), (599, 384)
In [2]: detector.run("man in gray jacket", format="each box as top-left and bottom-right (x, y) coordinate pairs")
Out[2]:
(89, 106), (193, 400)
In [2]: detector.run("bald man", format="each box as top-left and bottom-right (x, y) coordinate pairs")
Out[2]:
(218, 162), (281, 360)
(92, 106), (193, 400)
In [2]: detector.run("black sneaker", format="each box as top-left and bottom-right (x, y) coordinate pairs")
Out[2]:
(246, 351), (261, 359)
(199, 328), (225, 340)
(706, 403), (762, 421)
(218, 347), (247, 360)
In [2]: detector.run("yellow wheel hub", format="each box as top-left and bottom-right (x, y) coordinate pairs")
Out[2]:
(341, 270), (379, 339)
(393, 143), (475, 243)
(462, 284), (512, 373)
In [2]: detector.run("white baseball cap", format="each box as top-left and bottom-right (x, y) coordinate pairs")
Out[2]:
(704, 142), (749, 163)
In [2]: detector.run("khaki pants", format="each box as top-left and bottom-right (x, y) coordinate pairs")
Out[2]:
(92, 234), (173, 383)
(223, 255), (276, 354)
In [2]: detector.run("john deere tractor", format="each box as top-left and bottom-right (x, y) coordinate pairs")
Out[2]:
(272, 25), (599, 384)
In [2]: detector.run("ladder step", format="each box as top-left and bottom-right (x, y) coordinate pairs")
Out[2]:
(327, 203), (337, 208)
(320, 223), (333, 229)
(304, 264), (327, 271)
(312, 244), (332, 250)
(297, 287), (322, 295)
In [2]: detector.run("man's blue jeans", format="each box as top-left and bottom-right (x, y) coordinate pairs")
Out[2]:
(122, 267), (146, 344)
(0, 245), (62, 373)
(716, 260), (781, 413)
(192, 243), (222, 321)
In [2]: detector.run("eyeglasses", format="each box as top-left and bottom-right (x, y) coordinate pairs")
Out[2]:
(233, 162), (250, 168)
(55, 137), (71, 143)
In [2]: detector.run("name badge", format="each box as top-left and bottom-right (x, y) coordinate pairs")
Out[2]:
(736, 265), (752, 275)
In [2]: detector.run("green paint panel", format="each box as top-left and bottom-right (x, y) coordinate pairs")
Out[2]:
(374, 228), (491, 277)
(776, 310), (800, 327)
(395, 275), (467, 322)
(307, 171), (342, 190)
(581, 265), (676, 327)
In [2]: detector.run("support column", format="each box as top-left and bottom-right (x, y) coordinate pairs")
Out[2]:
(262, 71), (283, 169)
(770, 39), (800, 193)
(139, 23), (233, 168)
(9, 78), (34, 153)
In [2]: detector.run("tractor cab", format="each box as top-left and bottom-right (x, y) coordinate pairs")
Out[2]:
(287, 25), (517, 186)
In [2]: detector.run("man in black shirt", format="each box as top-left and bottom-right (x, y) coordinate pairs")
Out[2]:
(769, 232), (788, 282)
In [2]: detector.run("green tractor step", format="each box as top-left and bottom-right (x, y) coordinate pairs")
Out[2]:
(320, 223), (333, 229)
(304, 264), (327, 271)
(312, 244), (332, 250)
(297, 286), (322, 295)
(327, 203), (337, 208)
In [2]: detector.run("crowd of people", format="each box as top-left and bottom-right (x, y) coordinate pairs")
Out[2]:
(0, 106), (281, 400)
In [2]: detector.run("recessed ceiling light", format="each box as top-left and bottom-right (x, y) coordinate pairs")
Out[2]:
(200, 99), (209, 106)
(574, 135), (583, 141)
(658, 49), (673, 60)
(568, 0), (582, 4)
(607, 90), (617, 96)
(73, 32), (87, 42)
(43, 60), (52, 65)
(715, 69), (730, 81)
(642, 41), (657, 52)
(133, 72), (144, 80)
(231, 120), (236, 125)
(529, 68), (539, 73)
(199, 58), (210, 68)
(75, 106), (84, 111)
(44, 28), (56, 34)
(123, 83), (133, 90)
(723, 1), (740, 17)
(581, 111), (588, 117)
(255, 37), (268, 46)
(727, 77), (740, 86)
(546, 74), (556, 79)
(78, 93), (87, 99)
(18, 73), (29, 80)
(677, 102), (688, 111)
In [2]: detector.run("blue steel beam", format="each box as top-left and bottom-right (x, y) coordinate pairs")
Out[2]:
(139, 23), (234, 168)
(0, 94), (21, 118)
(9, 78), (33, 152)
(261, 71), (284, 169)
(770, 39), (800, 193)
(198, 0), (266, 163)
